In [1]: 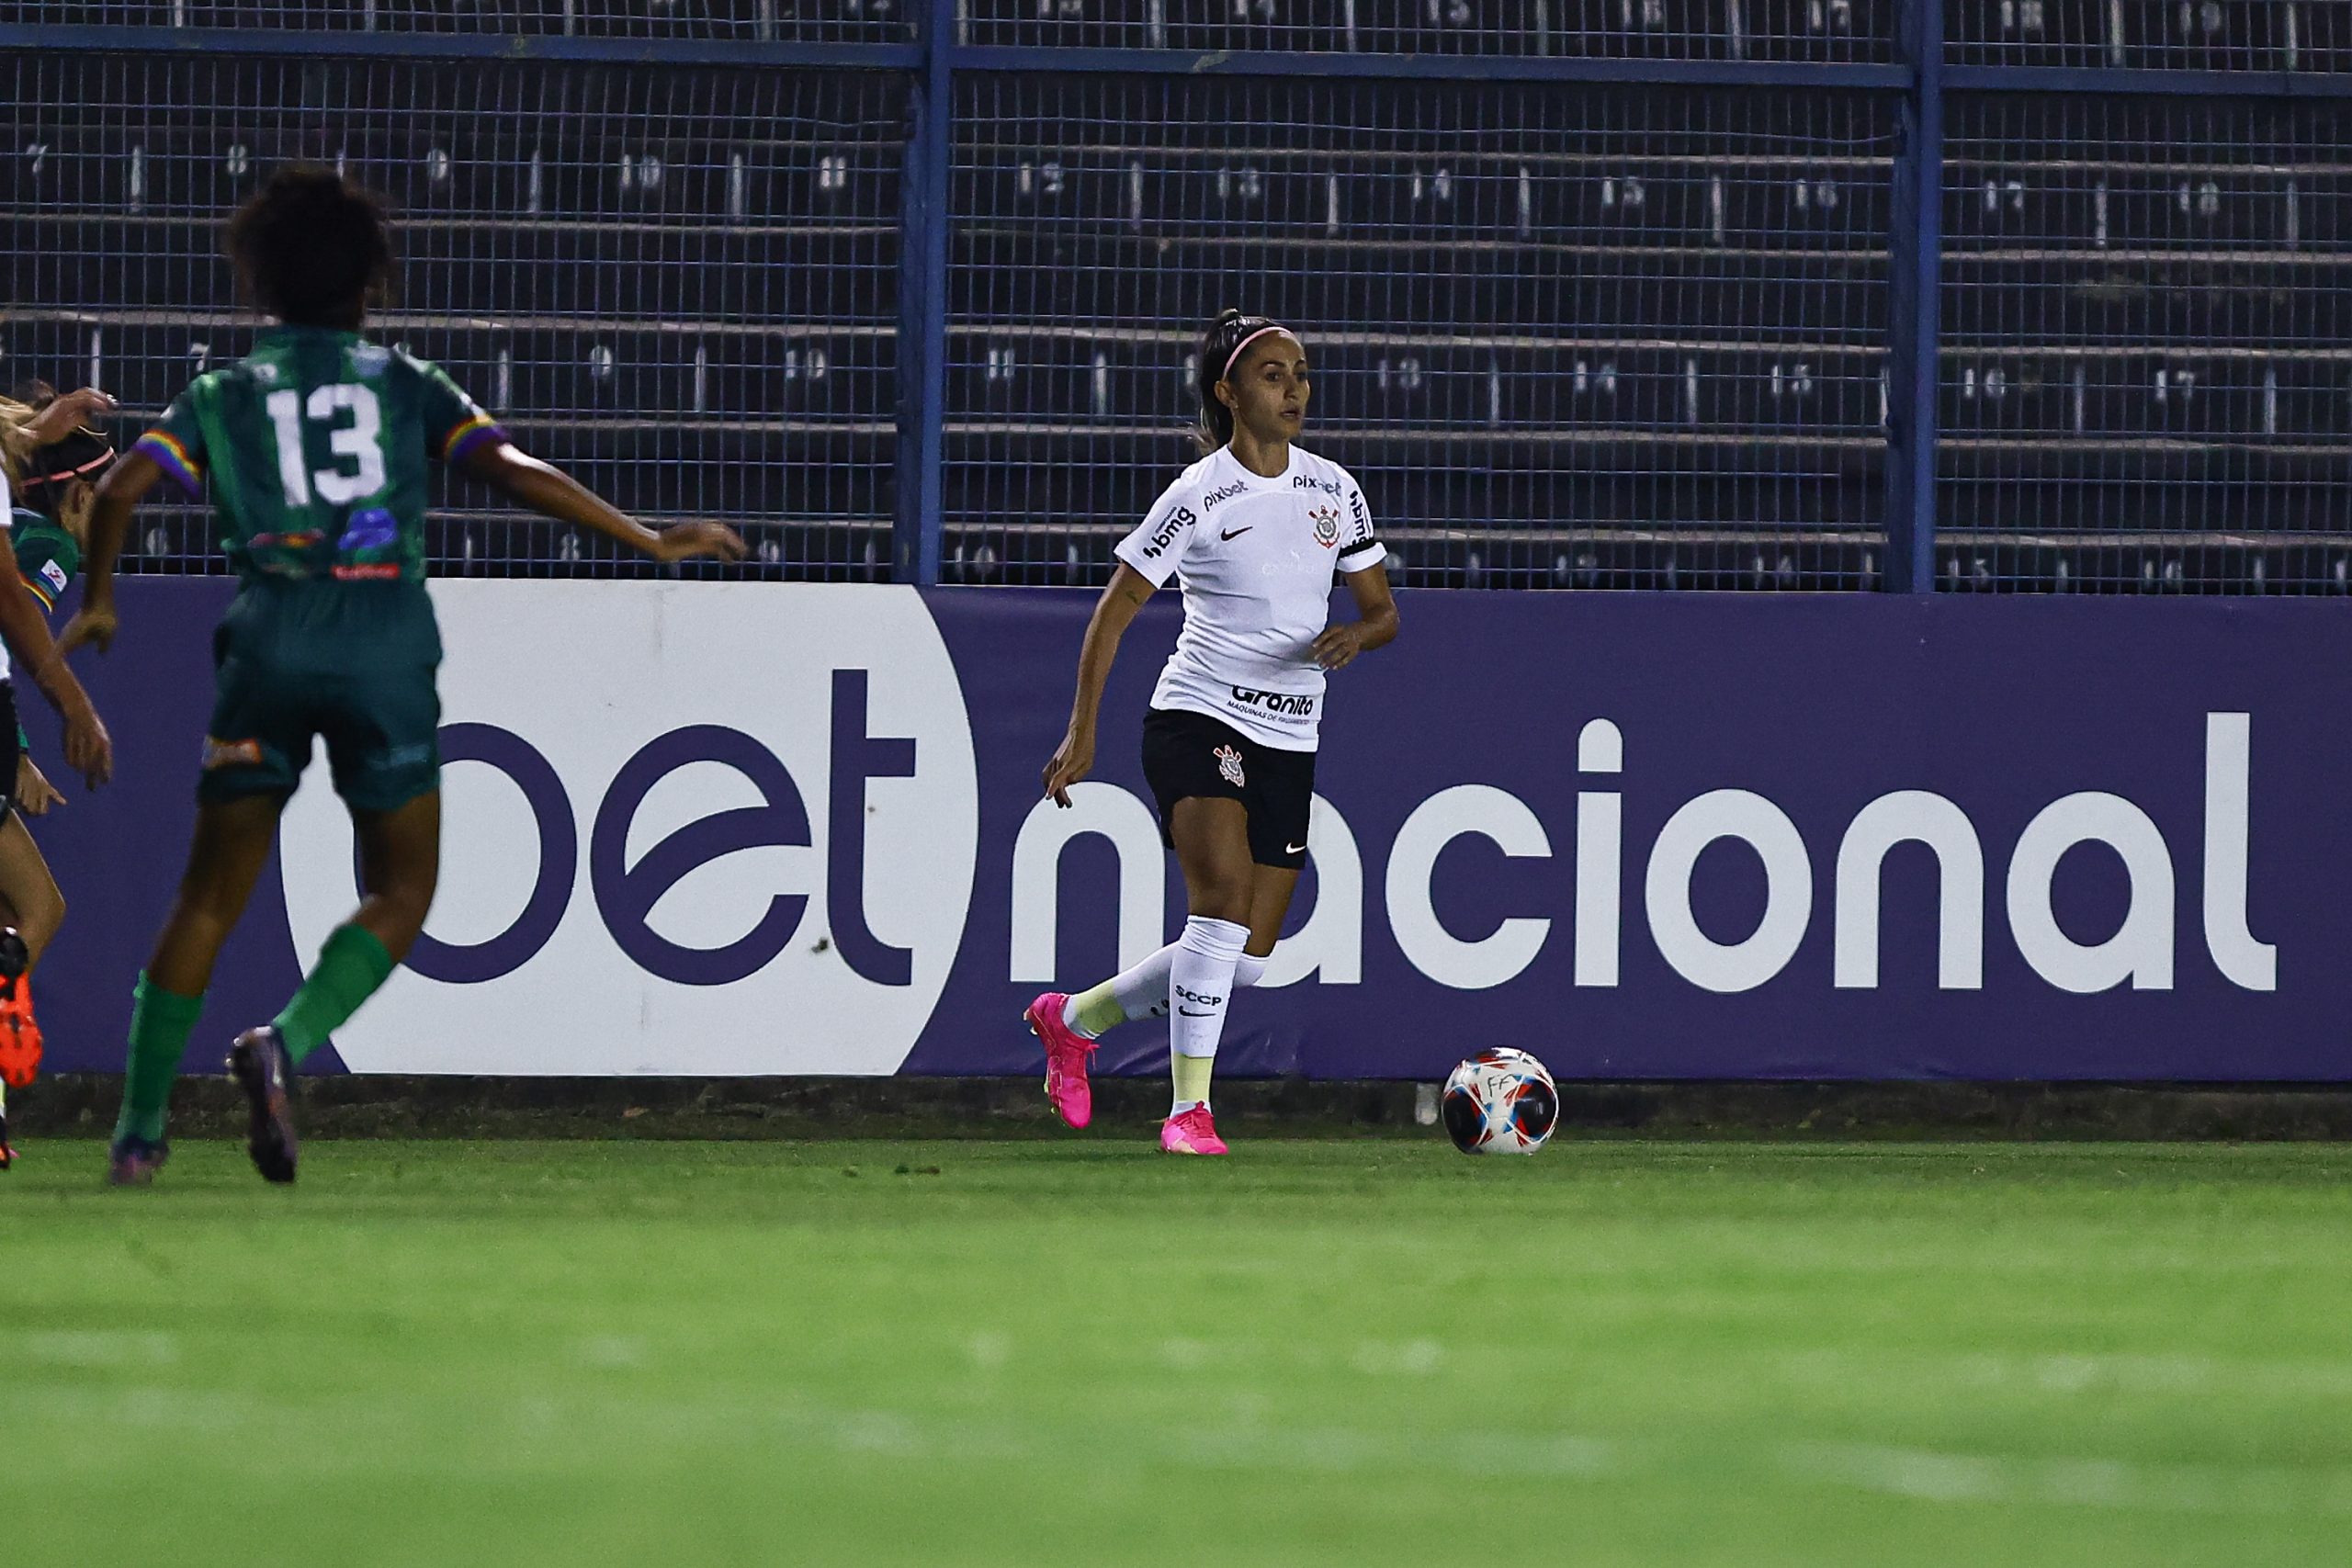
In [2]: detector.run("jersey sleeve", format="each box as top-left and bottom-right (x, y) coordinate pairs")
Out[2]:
(1111, 475), (1203, 588)
(416, 358), (504, 466)
(10, 528), (70, 614)
(132, 387), (209, 497)
(1335, 472), (1385, 574)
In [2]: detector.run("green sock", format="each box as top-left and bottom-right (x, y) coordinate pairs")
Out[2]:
(115, 974), (203, 1145)
(273, 923), (396, 1065)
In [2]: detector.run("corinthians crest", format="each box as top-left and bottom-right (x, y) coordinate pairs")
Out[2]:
(1308, 502), (1341, 548)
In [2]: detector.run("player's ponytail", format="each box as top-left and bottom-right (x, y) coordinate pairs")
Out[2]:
(0, 394), (38, 483)
(1193, 308), (1283, 455)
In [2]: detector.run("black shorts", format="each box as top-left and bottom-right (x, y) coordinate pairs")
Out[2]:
(1140, 707), (1317, 870)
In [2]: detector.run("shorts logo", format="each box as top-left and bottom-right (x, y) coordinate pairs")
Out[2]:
(203, 737), (264, 770)
(1309, 503), (1342, 548)
(1214, 744), (1247, 788)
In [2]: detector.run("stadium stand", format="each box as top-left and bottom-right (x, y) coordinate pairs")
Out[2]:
(1, 1), (2343, 589)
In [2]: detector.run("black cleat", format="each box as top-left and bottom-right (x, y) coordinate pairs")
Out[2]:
(226, 1027), (299, 1184)
(107, 1134), (170, 1186)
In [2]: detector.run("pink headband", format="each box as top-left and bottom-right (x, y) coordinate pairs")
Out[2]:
(1221, 323), (1291, 381)
(29, 447), (115, 487)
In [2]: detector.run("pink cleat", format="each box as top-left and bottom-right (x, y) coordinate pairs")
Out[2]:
(1026, 992), (1095, 1129)
(1160, 1106), (1227, 1156)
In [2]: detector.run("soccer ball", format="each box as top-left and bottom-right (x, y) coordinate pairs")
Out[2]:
(1441, 1048), (1559, 1156)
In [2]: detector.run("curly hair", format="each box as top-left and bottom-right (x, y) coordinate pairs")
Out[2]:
(225, 165), (394, 327)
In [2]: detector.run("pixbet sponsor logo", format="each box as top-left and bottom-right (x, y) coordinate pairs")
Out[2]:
(1200, 479), (1249, 512)
(1012, 713), (2274, 998)
(280, 582), (978, 1075)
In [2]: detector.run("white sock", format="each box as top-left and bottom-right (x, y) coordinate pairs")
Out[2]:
(1064, 946), (1271, 1038)
(1168, 917), (1249, 1107)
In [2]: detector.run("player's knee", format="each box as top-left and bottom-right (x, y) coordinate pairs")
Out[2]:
(31, 890), (64, 950)
(1188, 881), (1252, 926)
(373, 877), (435, 931)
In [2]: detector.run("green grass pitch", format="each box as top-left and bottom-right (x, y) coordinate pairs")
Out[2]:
(6, 1137), (2350, 1565)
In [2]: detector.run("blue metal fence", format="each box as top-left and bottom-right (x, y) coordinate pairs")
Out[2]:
(2, 3), (2345, 591)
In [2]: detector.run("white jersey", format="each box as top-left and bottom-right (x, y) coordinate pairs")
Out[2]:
(1113, 444), (1385, 751)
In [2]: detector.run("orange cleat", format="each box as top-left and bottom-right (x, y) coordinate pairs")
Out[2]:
(0, 929), (40, 1090)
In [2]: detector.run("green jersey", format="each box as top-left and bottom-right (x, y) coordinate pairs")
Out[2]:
(8, 508), (80, 615)
(134, 327), (502, 584)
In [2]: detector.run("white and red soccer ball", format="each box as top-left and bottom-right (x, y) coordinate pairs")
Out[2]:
(1442, 1048), (1559, 1156)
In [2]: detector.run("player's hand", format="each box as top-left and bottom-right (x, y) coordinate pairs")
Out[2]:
(23, 387), (116, 446)
(60, 700), (112, 789)
(1312, 622), (1368, 671)
(14, 756), (64, 818)
(58, 604), (119, 656)
(1042, 728), (1094, 808)
(650, 522), (748, 564)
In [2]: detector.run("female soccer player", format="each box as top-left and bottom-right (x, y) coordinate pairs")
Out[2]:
(1026, 309), (1398, 1155)
(66, 167), (745, 1186)
(0, 386), (119, 1165)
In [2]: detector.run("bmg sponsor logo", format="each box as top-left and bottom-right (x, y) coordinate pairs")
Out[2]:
(1136, 504), (1196, 558)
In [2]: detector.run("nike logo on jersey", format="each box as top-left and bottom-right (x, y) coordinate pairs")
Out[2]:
(1179, 1009), (1216, 1018)
(1220, 526), (1254, 541)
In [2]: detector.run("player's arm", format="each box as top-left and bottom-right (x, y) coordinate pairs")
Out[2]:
(1312, 561), (1397, 672)
(19, 387), (116, 446)
(1043, 563), (1155, 807)
(0, 531), (111, 787)
(57, 446), (162, 658)
(454, 440), (746, 564)
(12, 570), (68, 816)
(1312, 480), (1397, 672)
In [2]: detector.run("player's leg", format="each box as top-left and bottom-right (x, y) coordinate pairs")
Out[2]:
(0, 699), (43, 1106)
(1058, 930), (1275, 1043)
(0, 818), (70, 1146)
(226, 789), (438, 1185)
(266, 790), (439, 1067)
(231, 594), (443, 1183)
(1159, 795), (1255, 1152)
(107, 792), (287, 1180)
(111, 587), (315, 1182)
(0, 817), (68, 967)
(1241, 865), (1298, 974)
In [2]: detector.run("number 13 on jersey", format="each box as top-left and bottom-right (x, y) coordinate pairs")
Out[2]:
(265, 383), (388, 508)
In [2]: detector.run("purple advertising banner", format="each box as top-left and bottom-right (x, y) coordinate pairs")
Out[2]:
(22, 579), (2342, 1080)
